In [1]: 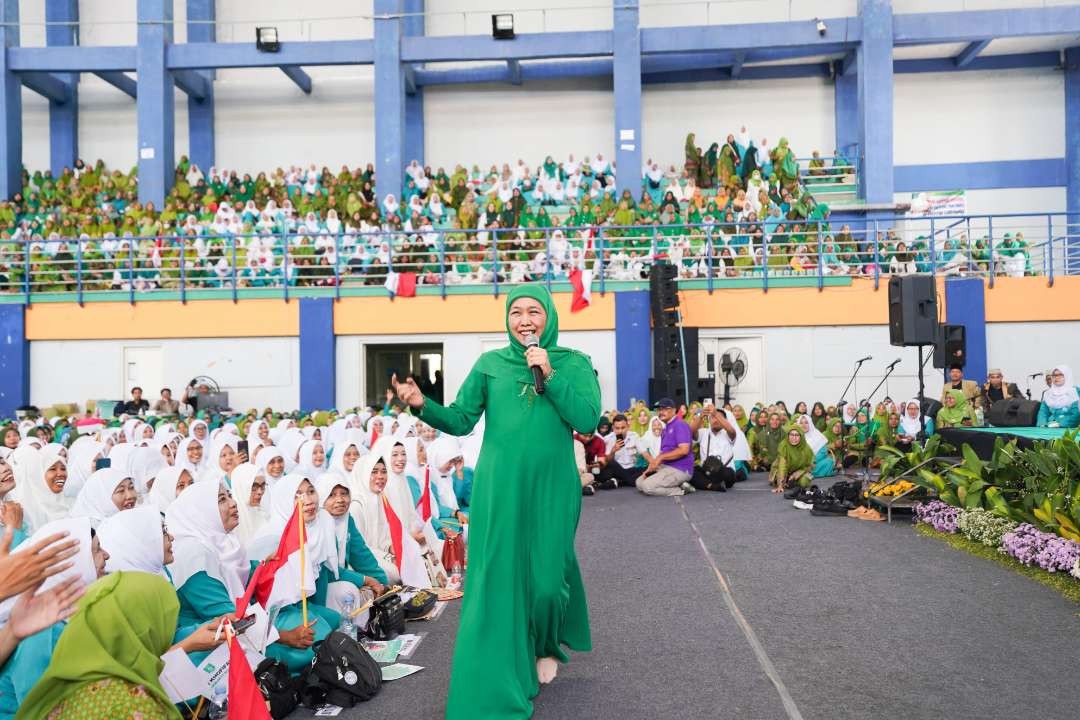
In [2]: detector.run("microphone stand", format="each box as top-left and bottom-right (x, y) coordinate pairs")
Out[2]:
(836, 358), (868, 480)
(858, 362), (902, 483)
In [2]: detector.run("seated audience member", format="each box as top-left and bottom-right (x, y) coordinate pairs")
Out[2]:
(769, 426), (814, 493)
(151, 388), (180, 415)
(636, 398), (694, 497)
(575, 435), (595, 496)
(596, 414), (642, 490)
(794, 414), (835, 478)
(1037, 365), (1080, 428)
(688, 405), (751, 491)
(940, 364), (980, 406)
(980, 368), (1020, 415)
(637, 415), (665, 468)
(896, 399), (934, 450)
(751, 412), (783, 471)
(575, 425), (607, 494)
(112, 387), (149, 417)
(937, 389), (975, 429)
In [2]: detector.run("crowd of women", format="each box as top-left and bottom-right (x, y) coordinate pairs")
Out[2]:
(0, 407), (480, 717)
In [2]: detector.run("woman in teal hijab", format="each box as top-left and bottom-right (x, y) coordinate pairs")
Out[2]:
(393, 285), (601, 719)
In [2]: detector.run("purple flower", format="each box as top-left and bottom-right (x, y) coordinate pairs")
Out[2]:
(914, 500), (960, 534)
(1000, 524), (1080, 572)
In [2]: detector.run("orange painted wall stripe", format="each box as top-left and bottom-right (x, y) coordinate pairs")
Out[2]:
(333, 293), (616, 335)
(983, 276), (1080, 322)
(24, 299), (299, 340)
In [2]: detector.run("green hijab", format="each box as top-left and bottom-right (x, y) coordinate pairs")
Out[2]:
(17, 572), (181, 720)
(778, 426), (815, 472)
(475, 284), (576, 386)
(937, 388), (971, 425)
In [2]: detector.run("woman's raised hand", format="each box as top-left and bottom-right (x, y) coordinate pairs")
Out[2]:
(392, 374), (425, 409)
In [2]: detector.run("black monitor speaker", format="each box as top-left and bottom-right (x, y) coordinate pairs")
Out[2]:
(888, 275), (938, 346)
(933, 324), (967, 369)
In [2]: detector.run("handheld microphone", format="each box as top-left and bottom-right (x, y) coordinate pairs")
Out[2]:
(524, 333), (546, 395)
(856, 355), (872, 364)
(887, 358), (901, 369)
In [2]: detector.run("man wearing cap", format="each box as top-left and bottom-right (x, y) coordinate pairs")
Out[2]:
(940, 364), (980, 406)
(979, 368), (1020, 415)
(636, 398), (696, 496)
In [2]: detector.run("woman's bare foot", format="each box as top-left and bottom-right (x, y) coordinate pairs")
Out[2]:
(536, 657), (558, 685)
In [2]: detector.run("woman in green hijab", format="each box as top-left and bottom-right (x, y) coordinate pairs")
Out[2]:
(770, 425), (814, 492)
(393, 284), (601, 719)
(937, 388), (974, 428)
(751, 411), (783, 471)
(17, 572), (181, 720)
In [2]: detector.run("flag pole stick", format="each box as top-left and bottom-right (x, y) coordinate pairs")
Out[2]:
(297, 499), (308, 628)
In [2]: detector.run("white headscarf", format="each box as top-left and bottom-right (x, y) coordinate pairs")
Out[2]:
(639, 416), (665, 457)
(380, 439), (420, 532)
(167, 481), (249, 599)
(252, 473), (337, 582)
(795, 414), (827, 455)
(198, 435), (238, 485)
(257, 446), (286, 486)
(314, 473), (351, 570)
(64, 436), (105, 499)
(328, 438), (362, 479)
(363, 416), (385, 449)
(188, 419), (209, 440)
(128, 445), (166, 496)
(296, 440), (326, 477)
(230, 463), (269, 545)
(347, 450), (391, 564)
(900, 399), (925, 436)
(175, 437), (207, 474)
(1044, 365), (1080, 409)
(426, 436), (463, 512)
(100, 505), (168, 577)
(149, 465), (191, 513)
(70, 467), (131, 528)
(277, 429), (306, 471)
(8, 445), (72, 533)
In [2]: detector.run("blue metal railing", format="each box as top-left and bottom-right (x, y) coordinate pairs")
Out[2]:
(1, 211), (1077, 302)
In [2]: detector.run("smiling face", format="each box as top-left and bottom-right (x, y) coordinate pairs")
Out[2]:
(369, 460), (388, 493)
(218, 485), (239, 532)
(787, 430), (802, 446)
(390, 444), (407, 475)
(0, 458), (11, 497)
(3, 428), (18, 449)
(507, 296), (547, 345)
(219, 445), (236, 472)
(267, 456), (284, 478)
(45, 460), (67, 494)
(944, 394), (957, 408)
(258, 423), (270, 441)
(187, 440), (203, 465)
(176, 469), (194, 495)
(296, 479), (319, 521)
(343, 445), (360, 473)
(112, 478), (138, 511)
(324, 485), (350, 517)
(311, 443), (326, 469)
(797, 416), (810, 433)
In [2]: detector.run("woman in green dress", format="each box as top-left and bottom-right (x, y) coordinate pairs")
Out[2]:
(392, 284), (600, 719)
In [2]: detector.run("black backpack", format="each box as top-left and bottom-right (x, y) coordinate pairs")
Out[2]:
(253, 658), (299, 719)
(300, 631), (382, 708)
(364, 592), (405, 640)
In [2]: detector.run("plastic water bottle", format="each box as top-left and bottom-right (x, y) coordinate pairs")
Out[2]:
(209, 683), (228, 719)
(339, 592), (357, 640)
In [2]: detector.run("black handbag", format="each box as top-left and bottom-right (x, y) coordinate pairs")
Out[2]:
(299, 631), (382, 709)
(253, 657), (299, 719)
(364, 591), (405, 640)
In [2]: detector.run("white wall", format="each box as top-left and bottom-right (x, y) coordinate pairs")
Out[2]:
(29, 337), (299, 411)
(986, 321), (1080, 393)
(336, 330), (617, 411)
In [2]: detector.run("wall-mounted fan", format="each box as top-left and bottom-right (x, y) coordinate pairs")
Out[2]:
(719, 347), (748, 406)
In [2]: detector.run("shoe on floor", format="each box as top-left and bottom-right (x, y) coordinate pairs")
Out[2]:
(680, 481), (697, 494)
(810, 499), (849, 516)
(582, 483), (596, 496)
(793, 499), (814, 510)
(847, 506), (869, 518)
(857, 507), (885, 521)
(598, 478), (618, 490)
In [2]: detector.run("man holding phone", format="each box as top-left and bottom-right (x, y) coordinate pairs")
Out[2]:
(596, 414), (641, 490)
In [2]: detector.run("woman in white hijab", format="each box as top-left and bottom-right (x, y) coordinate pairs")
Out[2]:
(328, 437), (363, 480)
(247, 419), (271, 454)
(175, 437), (207, 475)
(128, 444), (166, 496)
(64, 436), (105, 499)
(637, 415), (665, 463)
(148, 465), (195, 513)
(380, 438), (445, 584)
(794, 412), (835, 478)
(410, 436), (468, 541)
(897, 399), (931, 450)
(363, 416), (385, 449)
(276, 429), (306, 472)
(1038, 364), (1080, 428)
(8, 445), (72, 533)
(230, 463), (268, 545)
(188, 419), (210, 443)
(347, 450), (402, 584)
(99, 505), (171, 577)
(197, 435), (238, 487)
(295, 440), (327, 478)
(70, 468), (137, 528)
(257, 446), (287, 488)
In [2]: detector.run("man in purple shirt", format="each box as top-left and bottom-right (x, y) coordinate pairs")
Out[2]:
(636, 397), (696, 496)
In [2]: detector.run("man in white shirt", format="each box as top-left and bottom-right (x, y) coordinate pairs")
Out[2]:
(688, 403), (741, 491)
(596, 414), (641, 490)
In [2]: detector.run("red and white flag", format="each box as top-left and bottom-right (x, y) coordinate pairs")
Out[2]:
(416, 468), (433, 523)
(238, 502), (313, 614)
(384, 270), (417, 297)
(227, 633), (271, 720)
(569, 268), (593, 313)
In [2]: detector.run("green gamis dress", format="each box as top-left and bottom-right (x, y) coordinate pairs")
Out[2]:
(418, 285), (601, 719)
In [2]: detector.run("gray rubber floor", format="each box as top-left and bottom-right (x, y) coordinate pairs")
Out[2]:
(338, 473), (1080, 719)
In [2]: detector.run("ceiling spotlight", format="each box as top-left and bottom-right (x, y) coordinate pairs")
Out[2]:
(816, 18), (827, 37)
(256, 26), (280, 53)
(492, 13), (515, 40)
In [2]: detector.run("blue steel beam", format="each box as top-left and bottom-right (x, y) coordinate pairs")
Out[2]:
(186, 0), (215, 174)
(94, 71), (137, 98)
(0, 0), (21, 199)
(21, 72), (72, 103)
(895, 52), (1059, 73)
(167, 40), (373, 70)
(280, 65), (312, 94)
(840, 50), (856, 76)
(613, 0), (641, 197)
(404, 64), (416, 95)
(507, 59), (522, 86)
(895, 158), (1065, 193)
(730, 53), (745, 78)
(645, 63), (830, 85)
(173, 68), (208, 98)
(640, 16), (860, 54)
(954, 39), (991, 67)
(402, 31), (612, 63)
(894, 6), (1080, 44)
(46, 0), (78, 176)
(8, 46), (136, 72)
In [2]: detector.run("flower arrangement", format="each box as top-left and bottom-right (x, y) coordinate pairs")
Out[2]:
(1000, 524), (1080, 573)
(957, 508), (1018, 548)
(914, 500), (960, 534)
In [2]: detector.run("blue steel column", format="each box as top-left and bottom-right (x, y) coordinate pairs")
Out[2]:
(0, 0), (21, 199)
(0, 305), (28, 418)
(856, 0), (893, 205)
(136, 0), (175, 207)
(615, 291), (650, 409)
(186, 0), (215, 173)
(834, 64), (858, 160)
(374, 0), (405, 204)
(46, 0), (78, 176)
(403, 0), (424, 165)
(945, 278), (986, 384)
(1066, 47), (1080, 274)
(299, 298), (336, 412)
(613, 0), (642, 197)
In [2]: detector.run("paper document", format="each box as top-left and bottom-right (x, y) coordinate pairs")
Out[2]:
(381, 663), (424, 681)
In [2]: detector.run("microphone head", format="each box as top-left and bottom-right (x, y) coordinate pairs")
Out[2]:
(523, 333), (539, 348)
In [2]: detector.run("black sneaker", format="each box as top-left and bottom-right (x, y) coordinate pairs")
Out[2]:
(598, 478), (618, 490)
(582, 483), (596, 496)
(810, 498), (849, 516)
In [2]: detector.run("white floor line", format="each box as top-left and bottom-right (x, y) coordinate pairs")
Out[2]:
(676, 497), (806, 720)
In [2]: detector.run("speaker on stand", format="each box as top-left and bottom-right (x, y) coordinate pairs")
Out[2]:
(888, 275), (939, 437)
(648, 262), (709, 406)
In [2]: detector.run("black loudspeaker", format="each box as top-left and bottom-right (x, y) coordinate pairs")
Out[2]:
(648, 376), (713, 407)
(888, 275), (938, 346)
(652, 328), (698, 376)
(987, 398), (1041, 427)
(921, 397), (943, 422)
(649, 262), (679, 319)
(933, 324), (967, 369)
